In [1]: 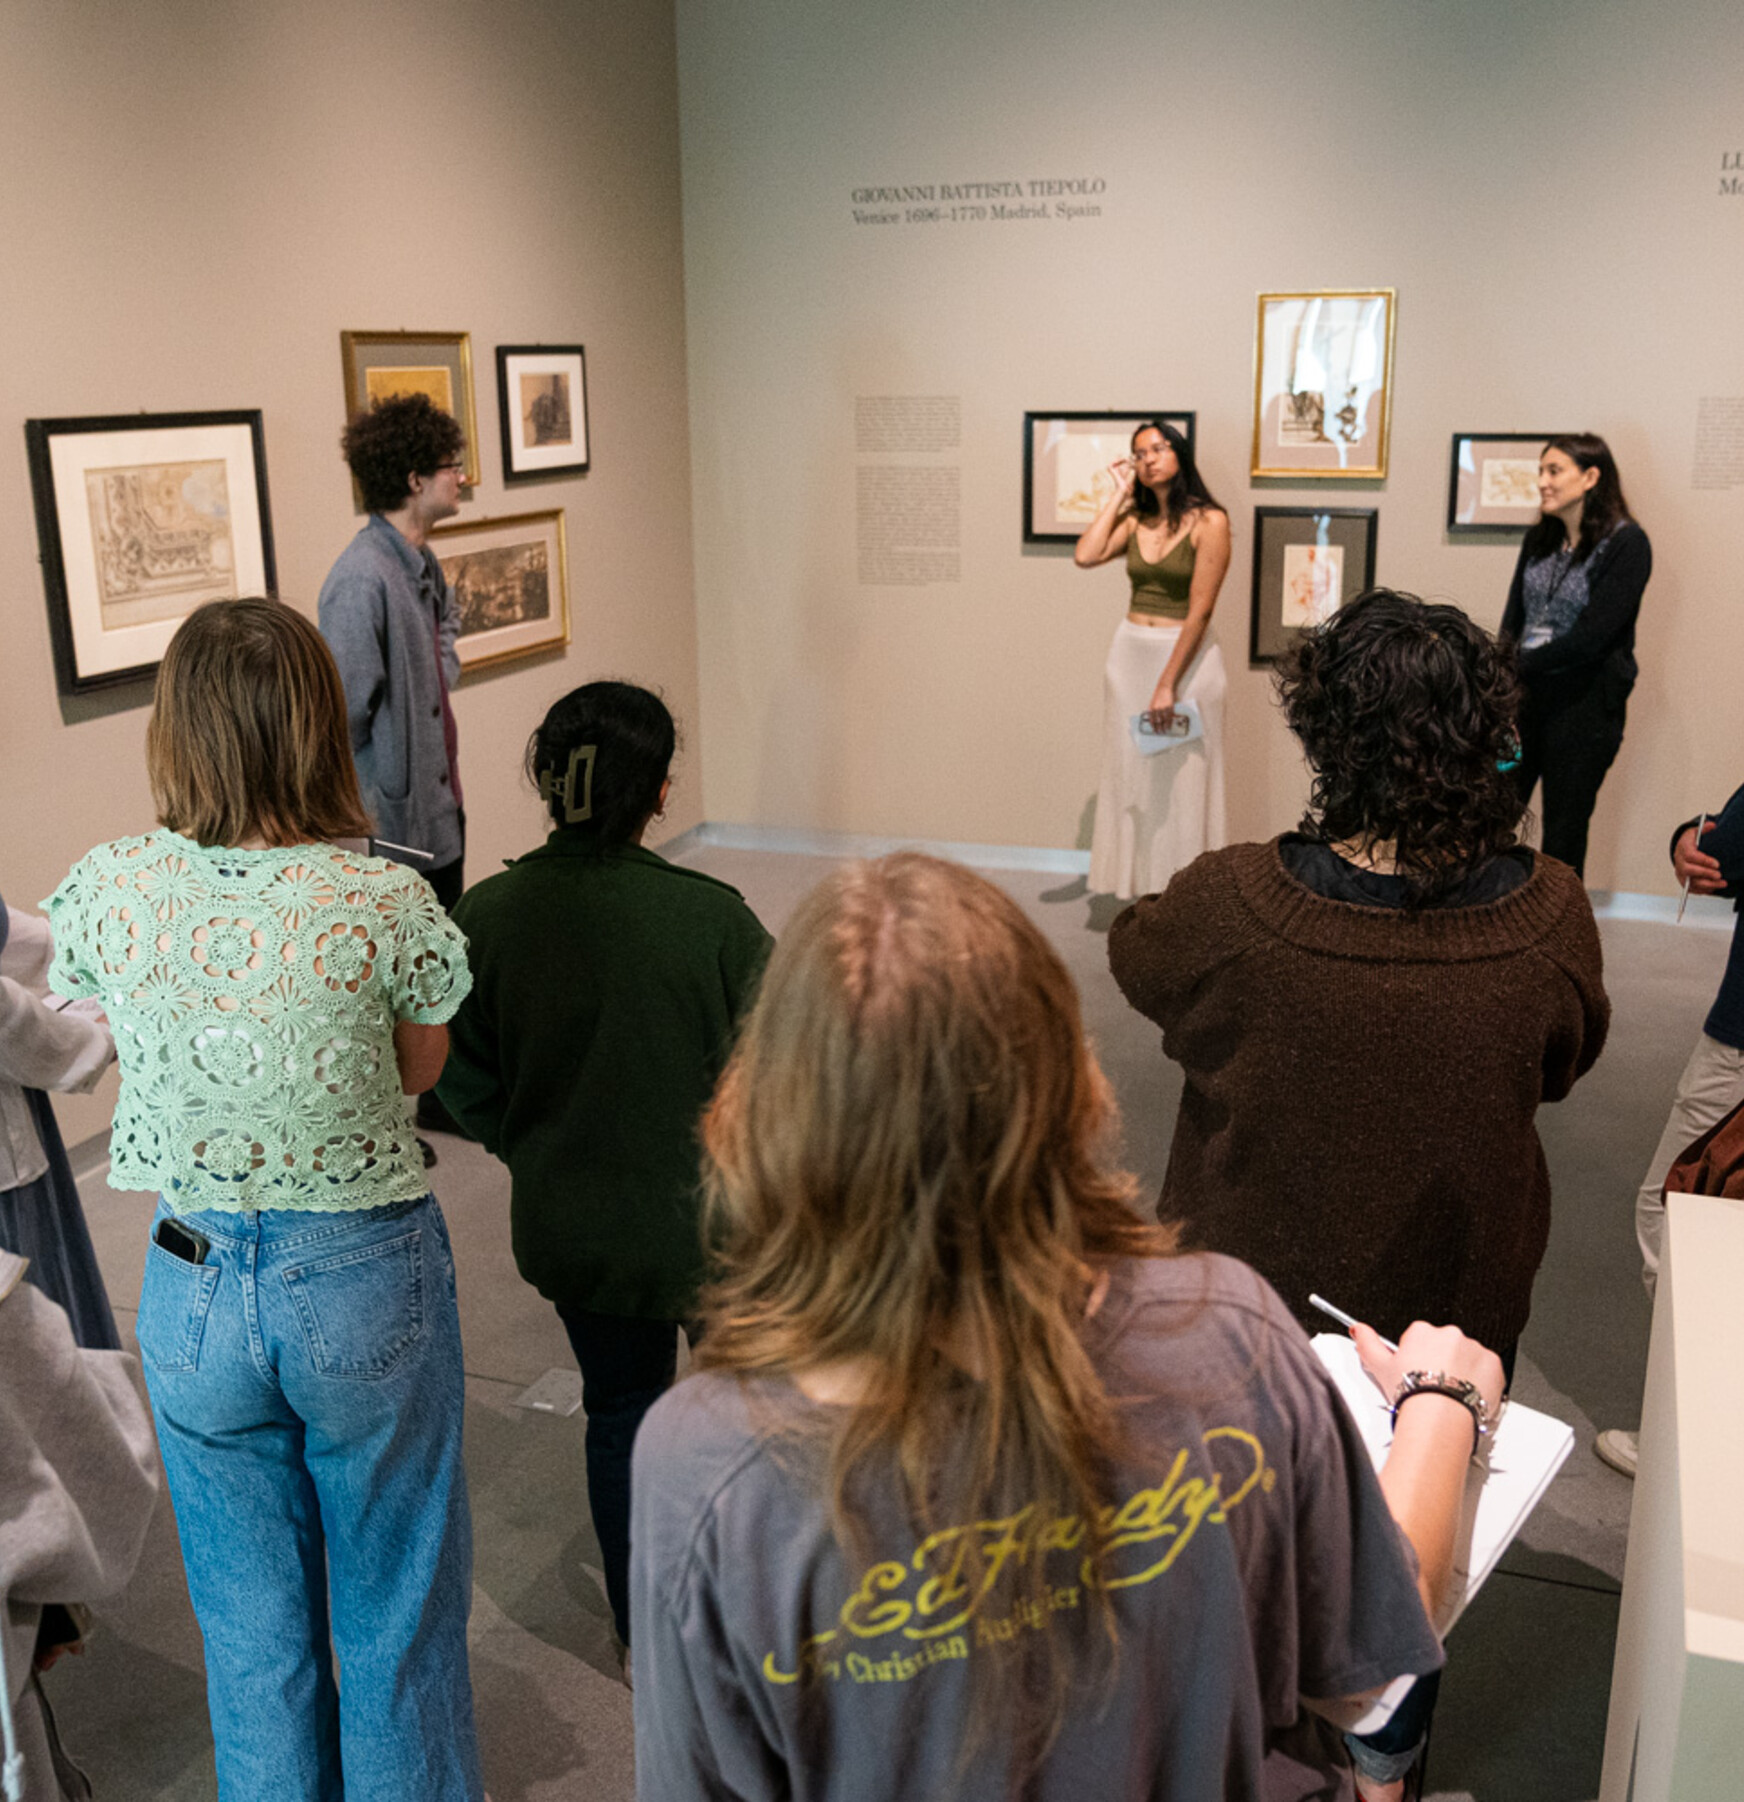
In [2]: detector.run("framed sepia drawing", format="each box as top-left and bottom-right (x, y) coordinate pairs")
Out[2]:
(428, 508), (569, 672)
(1447, 433), (1555, 533)
(496, 345), (589, 480)
(340, 330), (480, 489)
(1249, 506), (1377, 665)
(1023, 411), (1196, 543)
(1250, 291), (1395, 479)
(25, 409), (276, 694)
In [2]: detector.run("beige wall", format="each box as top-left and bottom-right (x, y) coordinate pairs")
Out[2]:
(0, 0), (700, 1145)
(677, 0), (1744, 884)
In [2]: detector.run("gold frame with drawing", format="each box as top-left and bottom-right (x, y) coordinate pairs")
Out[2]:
(1250, 290), (1396, 480)
(428, 508), (570, 673)
(340, 330), (481, 492)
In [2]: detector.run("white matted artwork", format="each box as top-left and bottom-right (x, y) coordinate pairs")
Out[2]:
(25, 410), (275, 693)
(1447, 433), (1559, 533)
(496, 345), (590, 480)
(1022, 411), (1196, 542)
(1280, 542), (1345, 627)
(1251, 290), (1395, 479)
(429, 508), (570, 672)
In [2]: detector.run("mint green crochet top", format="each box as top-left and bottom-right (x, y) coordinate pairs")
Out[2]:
(44, 832), (472, 1212)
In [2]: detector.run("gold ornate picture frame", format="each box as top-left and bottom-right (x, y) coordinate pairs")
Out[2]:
(340, 330), (481, 491)
(428, 507), (570, 673)
(1250, 290), (1395, 480)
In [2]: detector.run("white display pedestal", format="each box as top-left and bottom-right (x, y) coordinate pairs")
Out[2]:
(1599, 1191), (1744, 1800)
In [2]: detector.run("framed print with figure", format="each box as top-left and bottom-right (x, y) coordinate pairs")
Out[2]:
(340, 330), (480, 490)
(1447, 433), (1555, 533)
(496, 345), (589, 480)
(1023, 411), (1196, 543)
(1249, 506), (1377, 665)
(1250, 291), (1395, 479)
(428, 508), (569, 672)
(25, 409), (276, 695)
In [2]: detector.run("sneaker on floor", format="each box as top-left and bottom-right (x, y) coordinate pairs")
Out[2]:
(1595, 1428), (1638, 1478)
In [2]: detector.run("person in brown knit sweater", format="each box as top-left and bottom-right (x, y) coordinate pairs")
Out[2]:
(1109, 590), (1610, 1363)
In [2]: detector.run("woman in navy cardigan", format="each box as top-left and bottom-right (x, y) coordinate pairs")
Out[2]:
(1500, 432), (1651, 877)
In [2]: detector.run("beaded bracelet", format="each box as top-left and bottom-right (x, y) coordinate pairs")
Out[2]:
(1390, 1370), (1493, 1455)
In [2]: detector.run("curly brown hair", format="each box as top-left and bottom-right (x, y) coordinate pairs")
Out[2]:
(1275, 588), (1525, 903)
(340, 393), (464, 513)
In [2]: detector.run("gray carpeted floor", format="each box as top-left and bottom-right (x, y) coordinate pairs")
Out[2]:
(46, 842), (1729, 1802)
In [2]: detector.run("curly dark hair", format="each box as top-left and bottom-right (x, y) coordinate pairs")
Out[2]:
(524, 680), (676, 845)
(340, 394), (464, 513)
(1275, 588), (1525, 904)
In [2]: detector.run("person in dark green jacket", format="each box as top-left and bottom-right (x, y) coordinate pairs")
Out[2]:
(438, 682), (772, 1652)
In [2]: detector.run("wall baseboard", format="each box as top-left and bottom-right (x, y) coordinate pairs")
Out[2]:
(663, 822), (1735, 926)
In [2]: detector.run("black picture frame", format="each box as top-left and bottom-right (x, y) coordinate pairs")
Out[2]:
(1447, 432), (1556, 534)
(25, 409), (277, 695)
(1022, 410), (1196, 543)
(496, 345), (590, 481)
(1249, 506), (1377, 665)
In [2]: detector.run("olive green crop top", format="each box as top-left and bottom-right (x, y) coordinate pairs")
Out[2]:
(1125, 524), (1196, 620)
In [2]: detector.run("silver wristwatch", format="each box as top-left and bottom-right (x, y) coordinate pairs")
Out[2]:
(1390, 1370), (1494, 1450)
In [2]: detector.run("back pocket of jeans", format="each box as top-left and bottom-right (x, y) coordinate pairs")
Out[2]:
(137, 1240), (222, 1374)
(282, 1229), (425, 1379)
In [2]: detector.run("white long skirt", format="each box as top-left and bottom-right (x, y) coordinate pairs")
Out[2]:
(1089, 619), (1227, 900)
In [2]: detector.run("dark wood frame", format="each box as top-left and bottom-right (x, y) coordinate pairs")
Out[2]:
(495, 345), (590, 481)
(1249, 505), (1377, 665)
(25, 409), (277, 695)
(1446, 432), (1557, 534)
(1022, 410), (1196, 543)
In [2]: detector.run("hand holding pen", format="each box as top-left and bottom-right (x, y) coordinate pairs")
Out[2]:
(1675, 814), (1722, 921)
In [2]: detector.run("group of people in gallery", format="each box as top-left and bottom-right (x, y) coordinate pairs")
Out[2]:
(2, 392), (1718, 1802)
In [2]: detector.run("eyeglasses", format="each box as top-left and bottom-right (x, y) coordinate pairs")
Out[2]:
(434, 461), (466, 474)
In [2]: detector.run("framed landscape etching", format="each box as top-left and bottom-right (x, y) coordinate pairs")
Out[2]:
(1250, 290), (1395, 479)
(340, 330), (481, 488)
(1447, 433), (1553, 533)
(26, 409), (276, 694)
(1249, 506), (1377, 665)
(496, 345), (589, 480)
(428, 508), (569, 672)
(1023, 411), (1196, 543)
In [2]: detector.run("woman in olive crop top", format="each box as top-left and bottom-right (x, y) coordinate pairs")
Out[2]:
(1074, 420), (1232, 899)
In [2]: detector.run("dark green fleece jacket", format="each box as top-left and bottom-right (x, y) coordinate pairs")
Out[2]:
(438, 836), (772, 1319)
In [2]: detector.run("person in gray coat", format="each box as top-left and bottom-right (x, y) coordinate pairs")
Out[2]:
(318, 393), (469, 910)
(0, 1248), (158, 1799)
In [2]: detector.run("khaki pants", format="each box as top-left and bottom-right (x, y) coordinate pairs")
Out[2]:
(1636, 1032), (1744, 1299)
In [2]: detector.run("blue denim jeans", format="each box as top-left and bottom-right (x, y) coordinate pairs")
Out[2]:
(138, 1194), (482, 1802)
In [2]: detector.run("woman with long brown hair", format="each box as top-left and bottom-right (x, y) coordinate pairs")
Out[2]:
(630, 852), (1500, 1801)
(1500, 432), (1651, 876)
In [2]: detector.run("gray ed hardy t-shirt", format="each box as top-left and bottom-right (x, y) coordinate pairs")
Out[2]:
(629, 1254), (1441, 1802)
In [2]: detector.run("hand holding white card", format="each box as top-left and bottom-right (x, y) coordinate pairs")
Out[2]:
(1128, 698), (1203, 755)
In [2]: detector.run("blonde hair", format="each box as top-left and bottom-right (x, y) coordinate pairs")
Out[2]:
(697, 854), (1174, 1759)
(146, 599), (372, 847)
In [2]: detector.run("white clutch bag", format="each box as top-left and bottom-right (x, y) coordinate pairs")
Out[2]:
(1128, 699), (1204, 755)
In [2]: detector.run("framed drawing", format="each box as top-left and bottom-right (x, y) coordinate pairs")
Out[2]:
(1250, 290), (1395, 479)
(339, 330), (480, 488)
(1023, 411), (1196, 543)
(25, 409), (276, 695)
(1447, 433), (1554, 533)
(1249, 506), (1377, 665)
(428, 508), (569, 672)
(496, 345), (589, 480)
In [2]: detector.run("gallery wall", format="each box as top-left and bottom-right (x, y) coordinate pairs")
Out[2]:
(0, 0), (700, 1145)
(676, 0), (1744, 890)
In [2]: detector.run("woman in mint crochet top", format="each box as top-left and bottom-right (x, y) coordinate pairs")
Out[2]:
(45, 599), (485, 1802)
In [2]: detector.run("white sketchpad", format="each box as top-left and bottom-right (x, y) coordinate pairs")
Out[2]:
(1312, 1333), (1575, 1634)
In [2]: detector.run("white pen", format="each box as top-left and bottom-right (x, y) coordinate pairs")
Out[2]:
(1308, 1293), (1398, 1353)
(1676, 812), (1709, 924)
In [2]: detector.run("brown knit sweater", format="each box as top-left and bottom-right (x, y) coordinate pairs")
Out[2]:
(1107, 840), (1610, 1350)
